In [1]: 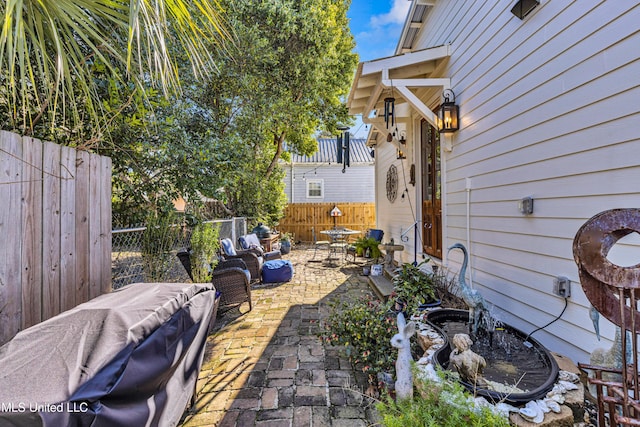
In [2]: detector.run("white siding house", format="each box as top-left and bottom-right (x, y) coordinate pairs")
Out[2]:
(284, 138), (375, 203)
(347, 0), (640, 363)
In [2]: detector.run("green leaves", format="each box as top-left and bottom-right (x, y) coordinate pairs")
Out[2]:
(0, 0), (228, 139)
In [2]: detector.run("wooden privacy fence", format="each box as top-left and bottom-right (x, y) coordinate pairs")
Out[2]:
(278, 202), (376, 242)
(0, 130), (112, 346)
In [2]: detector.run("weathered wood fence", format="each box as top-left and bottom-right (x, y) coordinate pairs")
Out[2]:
(0, 130), (112, 346)
(278, 202), (376, 242)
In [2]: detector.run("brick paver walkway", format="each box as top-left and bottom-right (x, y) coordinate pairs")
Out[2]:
(180, 245), (380, 426)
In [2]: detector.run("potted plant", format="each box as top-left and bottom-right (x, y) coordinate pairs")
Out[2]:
(189, 221), (220, 283)
(353, 236), (382, 260)
(279, 232), (294, 255)
(392, 261), (439, 315)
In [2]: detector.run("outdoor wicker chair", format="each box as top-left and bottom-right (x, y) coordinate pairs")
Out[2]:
(212, 258), (252, 311)
(220, 238), (263, 284)
(175, 253), (252, 312)
(238, 233), (282, 261)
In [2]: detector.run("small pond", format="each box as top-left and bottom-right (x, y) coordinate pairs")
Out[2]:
(426, 309), (559, 404)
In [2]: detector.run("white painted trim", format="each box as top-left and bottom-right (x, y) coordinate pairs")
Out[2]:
(361, 45), (451, 76)
(306, 179), (324, 199)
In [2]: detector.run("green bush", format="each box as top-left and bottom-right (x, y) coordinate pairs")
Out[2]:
(377, 372), (510, 427)
(141, 210), (179, 282)
(392, 261), (437, 315)
(189, 222), (220, 283)
(320, 296), (396, 384)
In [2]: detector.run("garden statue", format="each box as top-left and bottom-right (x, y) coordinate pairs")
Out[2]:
(447, 243), (489, 335)
(449, 333), (488, 388)
(391, 312), (416, 400)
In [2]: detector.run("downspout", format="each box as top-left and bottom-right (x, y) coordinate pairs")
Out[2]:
(465, 177), (473, 288)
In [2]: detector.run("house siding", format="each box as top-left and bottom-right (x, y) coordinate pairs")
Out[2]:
(284, 164), (375, 203)
(375, 0), (640, 362)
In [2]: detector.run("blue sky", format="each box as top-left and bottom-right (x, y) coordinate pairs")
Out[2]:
(347, 0), (410, 137)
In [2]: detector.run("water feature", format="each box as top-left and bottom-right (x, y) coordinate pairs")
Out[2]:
(425, 309), (559, 404)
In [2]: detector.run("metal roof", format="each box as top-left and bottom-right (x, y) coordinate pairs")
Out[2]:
(289, 138), (373, 164)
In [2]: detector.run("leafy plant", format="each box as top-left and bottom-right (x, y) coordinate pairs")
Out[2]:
(280, 232), (294, 243)
(141, 210), (180, 282)
(320, 296), (397, 385)
(392, 261), (437, 315)
(376, 372), (510, 427)
(189, 222), (220, 283)
(353, 236), (382, 260)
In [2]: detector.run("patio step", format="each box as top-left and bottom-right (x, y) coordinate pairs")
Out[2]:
(368, 274), (394, 300)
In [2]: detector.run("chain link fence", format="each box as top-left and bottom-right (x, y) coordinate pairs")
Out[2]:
(112, 217), (247, 289)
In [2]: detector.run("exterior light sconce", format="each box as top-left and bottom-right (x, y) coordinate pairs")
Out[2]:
(511, 0), (539, 20)
(438, 89), (459, 133)
(399, 130), (406, 144)
(396, 148), (406, 160)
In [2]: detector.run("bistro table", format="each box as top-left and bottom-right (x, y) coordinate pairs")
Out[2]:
(320, 228), (362, 263)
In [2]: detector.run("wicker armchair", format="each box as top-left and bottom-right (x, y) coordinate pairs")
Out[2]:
(212, 259), (252, 311)
(176, 253), (252, 312)
(220, 238), (263, 284)
(238, 233), (282, 261)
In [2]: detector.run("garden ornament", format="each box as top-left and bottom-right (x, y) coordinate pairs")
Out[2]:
(447, 243), (489, 335)
(573, 209), (639, 380)
(448, 333), (488, 388)
(391, 312), (416, 400)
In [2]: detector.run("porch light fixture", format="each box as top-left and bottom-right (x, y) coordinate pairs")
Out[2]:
(438, 89), (459, 133)
(510, 0), (539, 20)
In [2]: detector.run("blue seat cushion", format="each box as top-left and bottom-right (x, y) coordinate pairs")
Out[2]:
(239, 233), (262, 250)
(262, 259), (294, 283)
(221, 238), (237, 256)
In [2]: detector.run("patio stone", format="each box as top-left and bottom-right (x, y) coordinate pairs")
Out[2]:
(180, 245), (378, 426)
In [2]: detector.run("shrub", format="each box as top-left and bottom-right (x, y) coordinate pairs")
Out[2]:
(376, 372), (510, 427)
(189, 222), (220, 282)
(141, 209), (179, 282)
(392, 261), (437, 315)
(320, 295), (397, 384)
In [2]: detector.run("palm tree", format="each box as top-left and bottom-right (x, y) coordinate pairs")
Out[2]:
(0, 0), (229, 140)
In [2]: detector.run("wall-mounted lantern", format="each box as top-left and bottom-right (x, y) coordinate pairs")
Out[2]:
(438, 89), (459, 133)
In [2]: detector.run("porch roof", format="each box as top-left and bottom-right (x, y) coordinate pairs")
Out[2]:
(346, 44), (451, 144)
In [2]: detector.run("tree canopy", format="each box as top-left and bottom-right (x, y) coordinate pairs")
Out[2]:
(0, 0), (228, 142)
(1, 0), (359, 226)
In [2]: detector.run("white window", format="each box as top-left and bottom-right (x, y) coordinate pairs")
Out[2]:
(306, 179), (323, 198)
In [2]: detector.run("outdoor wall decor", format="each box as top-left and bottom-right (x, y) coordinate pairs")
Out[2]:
(386, 164), (398, 202)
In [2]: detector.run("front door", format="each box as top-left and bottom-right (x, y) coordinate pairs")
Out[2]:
(421, 119), (442, 258)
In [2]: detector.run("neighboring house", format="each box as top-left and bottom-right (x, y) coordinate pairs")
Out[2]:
(283, 138), (375, 203)
(347, 0), (639, 363)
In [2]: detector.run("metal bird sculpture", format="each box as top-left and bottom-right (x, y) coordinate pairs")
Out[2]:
(589, 305), (600, 341)
(447, 243), (489, 335)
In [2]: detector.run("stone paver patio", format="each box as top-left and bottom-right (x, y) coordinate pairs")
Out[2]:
(180, 245), (380, 426)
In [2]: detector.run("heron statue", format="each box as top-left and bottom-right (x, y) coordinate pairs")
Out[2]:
(447, 243), (489, 335)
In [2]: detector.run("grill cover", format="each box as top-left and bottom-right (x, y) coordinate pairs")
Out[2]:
(0, 282), (215, 427)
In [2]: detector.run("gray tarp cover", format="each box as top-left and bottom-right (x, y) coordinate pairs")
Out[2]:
(0, 282), (215, 427)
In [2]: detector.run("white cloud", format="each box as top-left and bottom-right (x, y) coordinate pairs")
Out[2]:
(370, 0), (411, 28)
